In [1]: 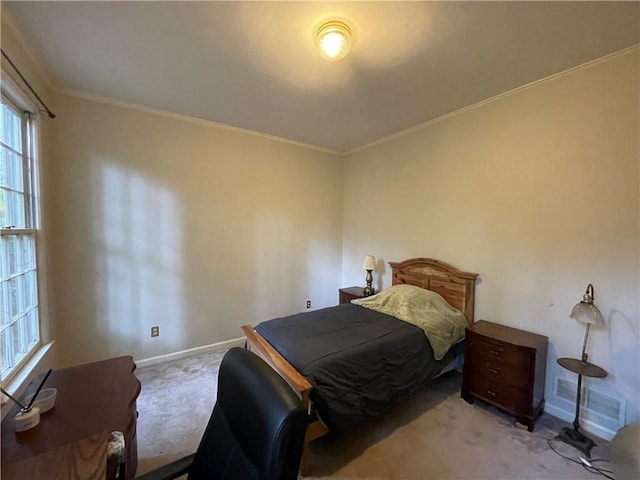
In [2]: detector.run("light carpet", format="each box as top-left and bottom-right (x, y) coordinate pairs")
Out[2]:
(135, 347), (611, 479)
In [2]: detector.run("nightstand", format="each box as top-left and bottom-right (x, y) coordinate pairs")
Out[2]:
(339, 286), (366, 304)
(461, 320), (548, 432)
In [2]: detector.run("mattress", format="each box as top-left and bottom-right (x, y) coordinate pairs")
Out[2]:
(255, 302), (462, 432)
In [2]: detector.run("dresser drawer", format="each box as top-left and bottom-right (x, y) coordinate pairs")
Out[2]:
(466, 331), (531, 367)
(465, 374), (529, 414)
(466, 350), (532, 391)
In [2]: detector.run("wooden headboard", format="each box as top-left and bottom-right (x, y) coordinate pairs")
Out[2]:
(389, 258), (479, 325)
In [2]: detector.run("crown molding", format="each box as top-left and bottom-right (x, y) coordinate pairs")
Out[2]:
(4, 0), (635, 158)
(55, 87), (342, 156)
(1, 6), (56, 90)
(346, 44), (640, 156)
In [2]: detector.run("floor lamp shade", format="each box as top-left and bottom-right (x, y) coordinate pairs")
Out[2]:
(569, 283), (604, 362)
(570, 282), (604, 324)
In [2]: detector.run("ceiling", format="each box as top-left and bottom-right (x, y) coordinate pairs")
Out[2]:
(4, 1), (639, 153)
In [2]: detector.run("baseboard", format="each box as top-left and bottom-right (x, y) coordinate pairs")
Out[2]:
(134, 340), (617, 443)
(544, 402), (616, 441)
(135, 337), (245, 368)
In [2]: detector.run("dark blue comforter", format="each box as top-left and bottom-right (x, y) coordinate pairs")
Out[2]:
(255, 303), (461, 432)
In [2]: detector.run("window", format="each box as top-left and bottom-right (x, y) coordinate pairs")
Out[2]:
(0, 93), (42, 382)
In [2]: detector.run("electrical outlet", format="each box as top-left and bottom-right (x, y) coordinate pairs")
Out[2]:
(151, 326), (159, 337)
(306, 300), (311, 309)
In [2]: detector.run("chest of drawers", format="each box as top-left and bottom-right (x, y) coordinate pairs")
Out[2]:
(461, 320), (548, 431)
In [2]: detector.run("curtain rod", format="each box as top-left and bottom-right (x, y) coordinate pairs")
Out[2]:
(1, 49), (56, 119)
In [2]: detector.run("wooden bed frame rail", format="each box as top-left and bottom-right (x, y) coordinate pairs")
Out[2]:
(241, 325), (328, 474)
(241, 325), (313, 405)
(242, 257), (478, 474)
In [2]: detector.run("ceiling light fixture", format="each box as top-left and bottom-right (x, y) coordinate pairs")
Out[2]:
(315, 20), (352, 61)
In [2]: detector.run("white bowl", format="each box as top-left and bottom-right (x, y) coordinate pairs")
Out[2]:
(24, 388), (57, 414)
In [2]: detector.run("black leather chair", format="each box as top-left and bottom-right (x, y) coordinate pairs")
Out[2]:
(137, 347), (308, 480)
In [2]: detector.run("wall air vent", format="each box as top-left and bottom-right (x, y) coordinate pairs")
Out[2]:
(555, 378), (625, 425)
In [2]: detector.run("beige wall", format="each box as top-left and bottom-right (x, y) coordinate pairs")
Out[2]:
(48, 96), (343, 366)
(342, 49), (640, 430)
(3, 5), (638, 436)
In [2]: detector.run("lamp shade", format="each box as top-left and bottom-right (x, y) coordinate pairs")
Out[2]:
(362, 255), (376, 271)
(570, 302), (604, 325)
(569, 283), (604, 325)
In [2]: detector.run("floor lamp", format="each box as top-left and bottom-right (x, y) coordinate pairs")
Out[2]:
(555, 283), (607, 457)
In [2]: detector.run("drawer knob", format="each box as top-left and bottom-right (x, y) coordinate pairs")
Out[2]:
(488, 367), (499, 375)
(489, 348), (502, 356)
(487, 390), (497, 397)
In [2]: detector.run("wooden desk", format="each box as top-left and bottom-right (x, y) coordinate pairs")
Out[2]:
(1, 356), (141, 480)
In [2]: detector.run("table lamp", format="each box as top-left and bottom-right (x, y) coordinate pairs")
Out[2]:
(555, 283), (607, 457)
(362, 255), (376, 296)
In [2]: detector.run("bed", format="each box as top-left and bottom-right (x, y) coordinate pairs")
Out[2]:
(241, 257), (478, 473)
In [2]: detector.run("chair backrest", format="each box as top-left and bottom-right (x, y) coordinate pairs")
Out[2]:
(188, 347), (308, 480)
